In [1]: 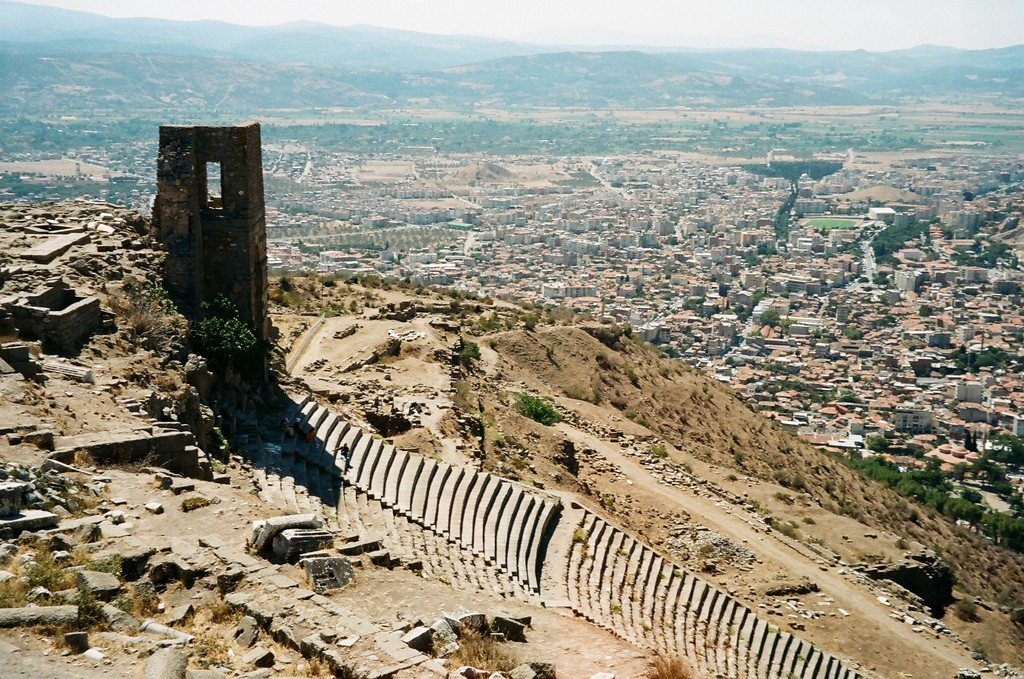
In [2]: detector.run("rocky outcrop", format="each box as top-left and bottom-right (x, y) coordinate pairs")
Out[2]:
(864, 552), (955, 617)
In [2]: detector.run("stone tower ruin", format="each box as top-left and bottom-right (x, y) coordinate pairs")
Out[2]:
(155, 122), (269, 338)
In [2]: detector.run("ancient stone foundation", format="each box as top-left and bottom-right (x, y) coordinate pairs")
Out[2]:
(155, 122), (269, 338)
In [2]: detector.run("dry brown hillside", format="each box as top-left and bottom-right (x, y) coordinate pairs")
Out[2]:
(460, 322), (1024, 665)
(274, 273), (1024, 674)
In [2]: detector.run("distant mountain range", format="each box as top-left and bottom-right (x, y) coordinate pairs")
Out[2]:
(2, 0), (1023, 114)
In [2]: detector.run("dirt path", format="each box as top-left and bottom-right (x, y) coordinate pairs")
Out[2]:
(556, 421), (975, 679)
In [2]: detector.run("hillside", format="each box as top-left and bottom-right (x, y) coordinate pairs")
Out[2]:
(1, 202), (1023, 678)
(275, 274), (1024, 677)
(2, 1), (1024, 114)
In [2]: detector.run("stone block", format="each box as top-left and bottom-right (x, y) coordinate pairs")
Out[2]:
(401, 625), (433, 653)
(430, 618), (458, 656)
(143, 647), (189, 679)
(0, 482), (26, 517)
(0, 605), (78, 627)
(64, 630), (89, 653)
(165, 603), (194, 627)
(234, 615), (259, 648)
(271, 528), (334, 562)
(366, 549), (393, 567)
(250, 513), (320, 554)
(301, 556), (354, 593)
(455, 611), (486, 633)
(336, 538), (381, 556)
(76, 570), (122, 601)
(0, 509), (58, 538)
(187, 671), (227, 679)
(101, 603), (139, 633)
(242, 645), (275, 668)
(217, 566), (245, 593)
(491, 616), (528, 643)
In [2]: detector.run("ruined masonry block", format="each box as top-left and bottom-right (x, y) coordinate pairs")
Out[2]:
(0, 482), (27, 517)
(301, 556), (355, 593)
(271, 528), (334, 562)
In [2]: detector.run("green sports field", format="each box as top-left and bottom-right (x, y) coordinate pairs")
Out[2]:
(804, 218), (860, 230)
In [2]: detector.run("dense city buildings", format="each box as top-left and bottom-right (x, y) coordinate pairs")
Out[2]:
(4, 140), (1024, 497)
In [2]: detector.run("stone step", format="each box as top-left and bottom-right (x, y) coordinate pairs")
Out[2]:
(422, 463), (451, 528)
(494, 487), (524, 575)
(434, 466), (466, 539)
(355, 438), (385, 489)
(468, 474), (496, 556)
(522, 500), (557, 592)
(395, 455), (423, 516)
(482, 482), (513, 564)
(365, 440), (391, 499)
(446, 470), (477, 543)
(383, 449), (410, 507)
(409, 459), (438, 523)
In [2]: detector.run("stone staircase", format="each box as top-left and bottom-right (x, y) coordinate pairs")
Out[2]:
(244, 394), (865, 677)
(562, 510), (861, 679)
(245, 394), (560, 597)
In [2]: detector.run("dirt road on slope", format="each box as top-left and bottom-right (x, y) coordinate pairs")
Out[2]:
(556, 421), (976, 679)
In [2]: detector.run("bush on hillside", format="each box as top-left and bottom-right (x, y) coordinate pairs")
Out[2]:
(512, 392), (562, 426)
(191, 295), (270, 379)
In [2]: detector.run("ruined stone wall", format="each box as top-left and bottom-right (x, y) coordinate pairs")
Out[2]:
(4, 281), (101, 354)
(155, 122), (268, 338)
(42, 297), (101, 354)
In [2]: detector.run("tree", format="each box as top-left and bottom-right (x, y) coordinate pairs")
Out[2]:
(843, 325), (864, 341)
(867, 435), (889, 453)
(760, 308), (780, 328)
(961, 488), (983, 505)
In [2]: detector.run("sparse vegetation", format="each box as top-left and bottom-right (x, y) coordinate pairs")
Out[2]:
(108, 278), (183, 351)
(649, 442), (668, 458)
(192, 294), (271, 379)
(447, 629), (519, 673)
(181, 494), (215, 512)
(953, 598), (981, 622)
(646, 654), (693, 679)
(512, 392), (562, 426)
(458, 339), (482, 367)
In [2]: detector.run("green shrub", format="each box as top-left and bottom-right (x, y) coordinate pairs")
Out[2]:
(512, 392), (562, 426)
(953, 598), (980, 622)
(458, 339), (481, 367)
(192, 295), (270, 379)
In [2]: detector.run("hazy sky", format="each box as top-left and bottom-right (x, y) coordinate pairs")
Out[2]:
(12, 0), (1024, 50)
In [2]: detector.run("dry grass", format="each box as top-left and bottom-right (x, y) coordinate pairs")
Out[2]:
(106, 278), (182, 351)
(646, 655), (693, 679)
(301, 656), (332, 677)
(112, 583), (160, 617)
(447, 630), (520, 673)
(190, 631), (229, 668)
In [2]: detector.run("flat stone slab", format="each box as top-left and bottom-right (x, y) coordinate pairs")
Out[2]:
(76, 570), (122, 600)
(0, 605), (78, 627)
(19, 232), (91, 263)
(0, 509), (58, 537)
